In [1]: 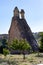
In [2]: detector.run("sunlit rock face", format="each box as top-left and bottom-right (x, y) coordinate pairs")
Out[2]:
(8, 7), (39, 52)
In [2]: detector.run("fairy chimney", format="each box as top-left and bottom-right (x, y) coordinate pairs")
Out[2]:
(8, 7), (39, 52)
(20, 9), (25, 19)
(13, 7), (19, 17)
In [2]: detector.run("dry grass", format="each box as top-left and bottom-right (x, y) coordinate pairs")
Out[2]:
(0, 53), (43, 65)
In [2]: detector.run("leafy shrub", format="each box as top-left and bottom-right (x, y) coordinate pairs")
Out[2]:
(3, 48), (10, 56)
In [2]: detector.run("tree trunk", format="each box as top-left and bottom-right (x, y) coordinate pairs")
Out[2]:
(23, 54), (25, 59)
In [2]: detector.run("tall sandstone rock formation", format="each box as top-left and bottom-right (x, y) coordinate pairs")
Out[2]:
(9, 7), (39, 52)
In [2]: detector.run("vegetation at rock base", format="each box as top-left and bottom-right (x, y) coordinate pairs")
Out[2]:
(10, 39), (31, 59)
(3, 48), (10, 56)
(2, 38), (8, 48)
(39, 32), (43, 51)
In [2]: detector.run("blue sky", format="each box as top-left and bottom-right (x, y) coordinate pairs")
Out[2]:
(0, 0), (43, 34)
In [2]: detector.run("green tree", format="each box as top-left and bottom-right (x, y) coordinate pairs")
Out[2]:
(39, 32), (43, 51)
(19, 39), (31, 59)
(10, 39), (31, 59)
(2, 38), (8, 49)
(10, 39), (19, 50)
(0, 41), (2, 46)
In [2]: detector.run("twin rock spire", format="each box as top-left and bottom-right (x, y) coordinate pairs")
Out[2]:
(13, 7), (25, 19)
(9, 6), (39, 52)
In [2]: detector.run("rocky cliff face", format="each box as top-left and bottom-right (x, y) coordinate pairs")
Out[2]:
(8, 7), (39, 52)
(9, 17), (23, 43)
